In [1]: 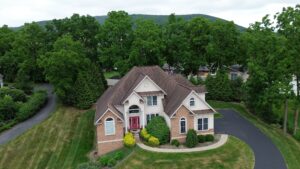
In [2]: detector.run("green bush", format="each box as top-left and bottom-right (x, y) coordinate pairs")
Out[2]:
(140, 128), (151, 141)
(0, 95), (17, 122)
(123, 132), (136, 147)
(205, 134), (215, 142)
(186, 129), (198, 148)
(17, 90), (47, 121)
(76, 162), (101, 169)
(206, 71), (234, 101)
(148, 136), (160, 147)
(171, 139), (180, 147)
(0, 87), (27, 102)
(113, 151), (124, 160)
(197, 135), (206, 143)
(99, 156), (110, 166)
(107, 158), (117, 167)
(146, 116), (170, 144)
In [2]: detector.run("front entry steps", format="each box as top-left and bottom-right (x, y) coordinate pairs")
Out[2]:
(130, 129), (141, 142)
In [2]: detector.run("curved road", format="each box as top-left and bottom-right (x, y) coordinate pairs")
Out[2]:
(0, 84), (57, 145)
(215, 109), (287, 169)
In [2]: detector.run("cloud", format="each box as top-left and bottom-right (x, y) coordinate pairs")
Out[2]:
(0, 0), (298, 27)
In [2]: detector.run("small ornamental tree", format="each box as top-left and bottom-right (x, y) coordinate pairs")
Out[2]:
(186, 129), (198, 148)
(146, 116), (170, 144)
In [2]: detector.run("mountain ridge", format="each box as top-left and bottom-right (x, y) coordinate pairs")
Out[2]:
(10, 14), (246, 31)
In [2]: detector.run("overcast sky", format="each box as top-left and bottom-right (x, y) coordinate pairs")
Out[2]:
(0, 0), (299, 27)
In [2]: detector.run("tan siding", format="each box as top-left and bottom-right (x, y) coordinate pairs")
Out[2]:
(96, 110), (124, 155)
(170, 106), (194, 143)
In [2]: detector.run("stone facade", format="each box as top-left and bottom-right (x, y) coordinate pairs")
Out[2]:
(96, 110), (124, 156)
(170, 106), (194, 143)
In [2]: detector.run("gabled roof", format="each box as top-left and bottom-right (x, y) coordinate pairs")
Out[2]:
(95, 66), (206, 123)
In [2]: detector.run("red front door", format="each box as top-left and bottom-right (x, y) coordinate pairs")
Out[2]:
(129, 116), (140, 129)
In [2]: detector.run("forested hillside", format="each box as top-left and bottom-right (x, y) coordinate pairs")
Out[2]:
(11, 14), (246, 31)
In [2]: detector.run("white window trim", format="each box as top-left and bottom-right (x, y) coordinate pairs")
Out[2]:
(179, 117), (187, 134)
(104, 117), (116, 136)
(190, 98), (195, 106)
(197, 117), (209, 131)
(147, 96), (157, 106)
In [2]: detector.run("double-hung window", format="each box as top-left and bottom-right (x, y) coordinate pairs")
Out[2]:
(190, 98), (195, 106)
(147, 96), (157, 106)
(105, 117), (115, 135)
(180, 118), (186, 134)
(146, 113), (159, 124)
(197, 118), (208, 131)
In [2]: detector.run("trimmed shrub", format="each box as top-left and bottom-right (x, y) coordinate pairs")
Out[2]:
(146, 116), (170, 144)
(99, 155), (110, 166)
(186, 129), (198, 148)
(205, 134), (215, 142)
(148, 136), (160, 147)
(123, 132), (136, 147)
(0, 95), (17, 122)
(0, 87), (27, 102)
(197, 135), (206, 143)
(17, 90), (47, 121)
(171, 139), (180, 147)
(140, 128), (151, 141)
(114, 151), (125, 160)
(107, 158), (117, 167)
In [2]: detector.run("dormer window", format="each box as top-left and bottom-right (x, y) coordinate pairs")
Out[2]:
(190, 98), (195, 106)
(147, 96), (157, 106)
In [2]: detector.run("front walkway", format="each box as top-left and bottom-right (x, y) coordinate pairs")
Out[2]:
(137, 134), (228, 153)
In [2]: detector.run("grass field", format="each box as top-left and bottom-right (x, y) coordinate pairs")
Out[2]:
(117, 136), (254, 169)
(104, 71), (120, 79)
(208, 101), (300, 169)
(0, 107), (94, 169)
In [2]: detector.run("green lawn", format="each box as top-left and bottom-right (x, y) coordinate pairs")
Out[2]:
(208, 101), (300, 169)
(117, 136), (254, 169)
(0, 107), (94, 169)
(104, 71), (120, 79)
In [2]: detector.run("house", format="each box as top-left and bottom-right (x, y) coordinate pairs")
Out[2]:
(227, 64), (249, 82)
(291, 76), (298, 96)
(197, 66), (214, 80)
(94, 66), (216, 155)
(0, 73), (3, 88)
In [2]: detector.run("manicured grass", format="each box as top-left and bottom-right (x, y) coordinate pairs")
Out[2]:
(208, 100), (300, 169)
(214, 112), (223, 119)
(117, 136), (254, 169)
(0, 107), (95, 169)
(104, 71), (120, 79)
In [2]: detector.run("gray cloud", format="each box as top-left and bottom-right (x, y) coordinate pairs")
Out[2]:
(0, 0), (298, 27)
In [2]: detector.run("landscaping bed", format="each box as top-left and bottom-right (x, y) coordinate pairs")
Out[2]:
(117, 136), (254, 169)
(159, 134), (221, 149)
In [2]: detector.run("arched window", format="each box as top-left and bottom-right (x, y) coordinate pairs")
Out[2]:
(190, 98), (195, 106)
(180, 117), (186, 134)
(105, 117), (115, 135)
(129, 105), (140, 113)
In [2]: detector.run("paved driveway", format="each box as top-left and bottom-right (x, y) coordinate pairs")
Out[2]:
(0, 84), (57, 145)
(215, 109), (287, 169)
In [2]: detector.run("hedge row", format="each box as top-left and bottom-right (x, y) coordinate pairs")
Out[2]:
(0, 90), (47, 132)
(17, 90), (47, 121)
(0, 87), (27, 102)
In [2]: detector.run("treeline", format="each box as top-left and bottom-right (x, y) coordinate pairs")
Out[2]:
(0, 11), (244, 108)
(0, 6), (299, 137)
